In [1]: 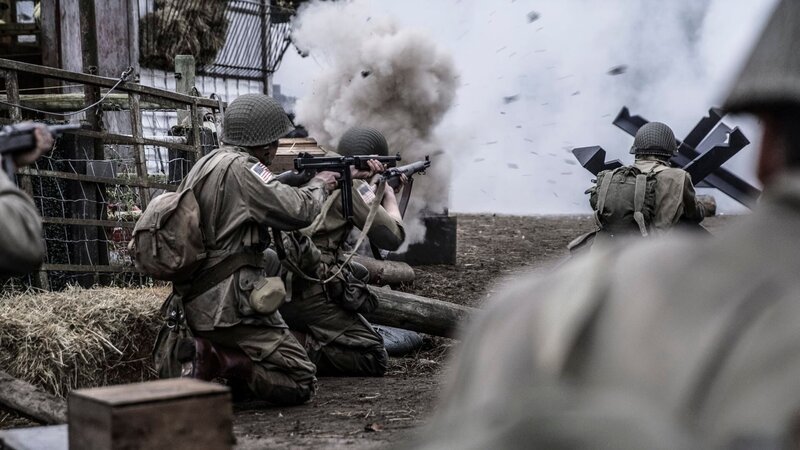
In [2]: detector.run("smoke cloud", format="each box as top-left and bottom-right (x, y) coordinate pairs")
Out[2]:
(291, 0), (458, 244)
(277, 0), (778, 215)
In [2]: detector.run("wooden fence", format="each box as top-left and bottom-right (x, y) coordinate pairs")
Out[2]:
(0, 58), (223, 290)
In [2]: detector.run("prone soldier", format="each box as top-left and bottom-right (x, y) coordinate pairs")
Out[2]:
(418, 0), (800, 447)
(570, 122), (707, 252)
(279, 127), (407, 377)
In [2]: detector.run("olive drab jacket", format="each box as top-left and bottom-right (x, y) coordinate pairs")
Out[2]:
(0, 170), (44, 277)
(422, 173), (800, 449)
(181, 147), (328, 334)
(631, 158), (705, 233)
(302, 178), (406, 263)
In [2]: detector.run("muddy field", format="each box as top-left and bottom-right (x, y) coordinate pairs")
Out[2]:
(231, 213), (737, 448)
(0, 214), (738, 448)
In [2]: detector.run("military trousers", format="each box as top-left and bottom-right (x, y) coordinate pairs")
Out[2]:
(279, 289), (388, 377)
(195, 325), (317, 405)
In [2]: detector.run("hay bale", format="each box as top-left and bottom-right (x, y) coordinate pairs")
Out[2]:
(139, 0), (228, 71)
(0, 286), (168, 397)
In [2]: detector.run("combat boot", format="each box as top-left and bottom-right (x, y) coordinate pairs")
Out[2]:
(176, 337), (253, 382)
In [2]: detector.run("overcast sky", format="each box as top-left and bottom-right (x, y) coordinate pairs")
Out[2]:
(274, 0), (778, 215)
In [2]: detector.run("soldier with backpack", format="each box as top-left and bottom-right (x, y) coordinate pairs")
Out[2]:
(570, 121), (706, 252)
(279, 126), (407, 377)
(135, 94), (339, 405)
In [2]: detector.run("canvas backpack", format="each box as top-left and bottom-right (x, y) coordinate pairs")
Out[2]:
(590, 166), (658, 237)
(129, 150), (238, 281)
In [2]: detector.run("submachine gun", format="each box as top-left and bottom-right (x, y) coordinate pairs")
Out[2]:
(0, 122), (79, 178)
(294, 154), (402, 223)
(383, 156), (431, 217)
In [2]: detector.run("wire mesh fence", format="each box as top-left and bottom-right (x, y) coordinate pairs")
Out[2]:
(0, 59), (223, 291)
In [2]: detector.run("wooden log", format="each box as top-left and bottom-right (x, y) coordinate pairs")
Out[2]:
(0, 370), (67, 425)
(352, 255), (416, 286)
(365, 286), (476, 338)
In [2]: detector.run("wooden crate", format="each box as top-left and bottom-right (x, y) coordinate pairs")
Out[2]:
(68, 379), (233, 450)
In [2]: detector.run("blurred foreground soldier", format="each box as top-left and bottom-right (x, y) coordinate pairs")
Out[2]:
(279, 127), (406, 376)
(0, 124), (52, 277)
(569, 122), (706, 253)
(417, 1), (800, 447)
(154, 94), (338, 405)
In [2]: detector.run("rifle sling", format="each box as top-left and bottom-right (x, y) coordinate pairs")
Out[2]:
(179, 252), (266, 304)
(274, 179), (388, 285)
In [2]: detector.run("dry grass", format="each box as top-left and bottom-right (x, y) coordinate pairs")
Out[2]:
(0, 286), (169, 397)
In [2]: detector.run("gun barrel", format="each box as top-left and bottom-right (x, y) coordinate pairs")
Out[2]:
(294, 154), (401, 171)
(47, 124), (81, 135)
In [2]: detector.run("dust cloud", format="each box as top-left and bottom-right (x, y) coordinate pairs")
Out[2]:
(290, 0), (458, 244)
(276, 0), (778, 215)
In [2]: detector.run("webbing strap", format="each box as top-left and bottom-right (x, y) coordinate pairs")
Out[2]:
(179, 252), (266, 303)
(632, 174), (649, 237)
(275, 179), (388, 285)
(593, 172), (615, 229)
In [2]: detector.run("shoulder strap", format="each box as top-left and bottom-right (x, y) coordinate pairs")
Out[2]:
(178, 150), (239, 193)
(274, 179), (388, 285)
(632, 174), (649, 237)
(593, 171), (615, 229)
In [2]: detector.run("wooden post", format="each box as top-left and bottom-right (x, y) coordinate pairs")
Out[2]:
(129, 92), (150, 209)
(79, 0), (109, 283)
(174, 55), (195, 125)
(261, 0), (272, 95)
(171, 55), (195, 182)
(364, 287), (476, 338)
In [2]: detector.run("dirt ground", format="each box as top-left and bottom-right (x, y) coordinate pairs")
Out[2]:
(229, 213), (738, 449)
(0, 214), (739, 448)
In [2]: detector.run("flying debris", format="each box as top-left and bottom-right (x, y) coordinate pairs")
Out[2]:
(503, 94), (520, 104)
(527, 11), (540, 23)
(564, 159), (577, 165)
(571, 91), (581, 96)
(473, 158), (485, 163)
(361, 70), (371, 78)
(547, 179), (556, 184)
(484, 141), (498, 145)
(607, 65), (628, 76)
(507, 163), (519, 169)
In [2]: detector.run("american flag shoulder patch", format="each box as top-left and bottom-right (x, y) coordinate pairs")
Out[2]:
(356, 182), (376, 204)
(249, 162), (273, 184)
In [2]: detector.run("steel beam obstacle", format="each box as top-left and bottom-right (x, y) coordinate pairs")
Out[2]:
(572, 107), (760, 208)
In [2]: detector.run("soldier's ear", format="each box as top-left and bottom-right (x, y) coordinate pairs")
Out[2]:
(757, 115), (787, 187)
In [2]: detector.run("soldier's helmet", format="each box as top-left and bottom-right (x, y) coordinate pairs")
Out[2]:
(724, 0), (800, 112)
(222, 94), (294, 147)
(337, 127), (389, 157)
(629, 122), (677, 157)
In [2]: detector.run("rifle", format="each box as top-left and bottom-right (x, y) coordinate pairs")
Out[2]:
(383, 156), (431, 217)
(294, 154), (401, 223)
(0, 123), (80, 178)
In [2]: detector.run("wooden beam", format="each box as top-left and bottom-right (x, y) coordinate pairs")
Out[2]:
(364, 287), (476, 338)
(17, 167), (176, 191)
(0, 58), (220, 109)
(0, 370), (67, 425)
